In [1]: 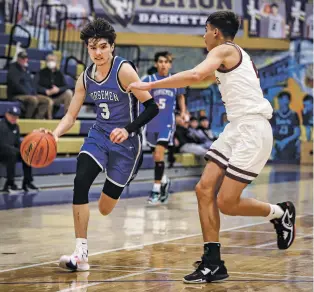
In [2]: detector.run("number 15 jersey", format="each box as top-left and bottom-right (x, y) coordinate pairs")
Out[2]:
(84, 56), (139, 135)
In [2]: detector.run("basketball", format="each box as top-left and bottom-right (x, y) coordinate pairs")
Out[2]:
(20, 132), (57, 168)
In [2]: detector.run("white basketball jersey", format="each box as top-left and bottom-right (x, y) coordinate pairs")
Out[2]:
(268, 14), (284, 38)
(215, 42), (273, 122)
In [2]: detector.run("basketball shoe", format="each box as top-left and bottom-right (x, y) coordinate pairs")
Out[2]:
(147, 191), (160, 205)
(183, 259), (229, 283)
(270, 201), (296, 249)
(59, 244), (90, 271)
(160, 177), (171, 204)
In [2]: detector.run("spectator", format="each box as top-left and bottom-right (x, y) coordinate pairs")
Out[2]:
(270, 91), (301, 161)
(7, 51), (50, 119)
(0, 106), (38, 193)
(35, 54), (73, 119)
(174, 114), (207, 157)
(302, 94), (313, 141)
(198, 116), (214, 148)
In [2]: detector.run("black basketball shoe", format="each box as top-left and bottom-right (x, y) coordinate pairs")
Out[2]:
(183, 260), (229, 283)
(270, 201), (296, 250)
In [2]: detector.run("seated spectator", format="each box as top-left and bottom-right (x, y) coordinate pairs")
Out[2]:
(35, 54), (73, 119)
(7, 51), (50, 119)
(198, 116), (215, 147)
(174, 114), (207, 157)
(0, 106), (38, 193)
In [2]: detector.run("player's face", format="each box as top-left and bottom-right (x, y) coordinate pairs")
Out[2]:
(200, 119), (209, 129)
(204, 24), (219, 51)
(303, 100), (313, 111)
(190, 120), (198, 129)
(155, 56), (171, 76)
(278, 96), (290, 110)
(271, 6), (278, 15)
(87, 38), (114, 66)
(5, 113), (18, 124)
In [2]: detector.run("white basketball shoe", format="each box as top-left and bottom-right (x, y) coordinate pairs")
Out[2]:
(59, 244), (90, 271)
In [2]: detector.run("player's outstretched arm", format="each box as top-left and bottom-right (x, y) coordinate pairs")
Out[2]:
(110, 62), (159, 144)
(127, 46), (229, 92)
(52, 72), (86, 140)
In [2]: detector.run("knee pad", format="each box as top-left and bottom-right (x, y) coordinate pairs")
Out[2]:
(102, 179), (124, 200)
(73, 153), (101, 205)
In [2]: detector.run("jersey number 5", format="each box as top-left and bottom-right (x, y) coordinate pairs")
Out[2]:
(99, 103), (110, 119)
(158, 98), (166, 109)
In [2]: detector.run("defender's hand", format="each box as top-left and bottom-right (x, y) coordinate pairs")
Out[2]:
(110, 128), (129, 144)
(127, 81), (152, 92)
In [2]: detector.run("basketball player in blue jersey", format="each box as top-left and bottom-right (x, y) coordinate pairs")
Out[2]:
(271, 91), (300, 161)
(37, 18), (159, 272)
(142, 51), (187, 205)
(128, 11), (296, 284)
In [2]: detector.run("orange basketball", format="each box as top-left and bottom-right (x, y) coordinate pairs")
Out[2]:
(20, 132), (57, 168)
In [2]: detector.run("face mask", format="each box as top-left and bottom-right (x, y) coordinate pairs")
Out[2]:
(47, 61), (57, 69)
(24, 62), (29, 67)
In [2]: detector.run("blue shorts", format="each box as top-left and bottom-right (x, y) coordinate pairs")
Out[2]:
(146, 125), (175, 147)
(80, 125), (142, 187)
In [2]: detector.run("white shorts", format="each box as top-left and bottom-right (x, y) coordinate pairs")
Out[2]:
(205, 115), (273, 184)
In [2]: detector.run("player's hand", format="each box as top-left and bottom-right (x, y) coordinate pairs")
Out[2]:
(110, 128), (129, 144)
(33, 128), (59, 142)
(127, 81), (152, 92)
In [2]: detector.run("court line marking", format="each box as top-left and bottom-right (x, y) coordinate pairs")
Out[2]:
(0, 220), (276, 273)
(0, 214), (310, 274)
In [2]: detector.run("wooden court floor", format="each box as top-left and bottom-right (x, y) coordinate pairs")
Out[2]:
(0, 165), (313, 291)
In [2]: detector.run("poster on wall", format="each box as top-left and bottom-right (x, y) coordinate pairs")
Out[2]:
(304, 3), (313, 39)
(92, 0), (244, 36)
(287, 0), (307, 38)
(244, 0), (289, 38)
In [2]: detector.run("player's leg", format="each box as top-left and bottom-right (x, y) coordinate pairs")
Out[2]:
(105, 133), (142, 206)
(216, 117), (296, 245)
(154, 127), (174, 204)
(59, 153), (102, 272)
(98, 180), (123, 216)
(59, 126), (106, 272)
(183, 161), (228, 284)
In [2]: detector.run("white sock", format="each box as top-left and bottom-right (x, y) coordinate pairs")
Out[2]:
(152, 183), (161, 193)
(76, 238), (88, 251)
(266, 204), (284, 220)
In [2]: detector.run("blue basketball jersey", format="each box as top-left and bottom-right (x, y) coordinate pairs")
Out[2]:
(142, 73), (185, 132)
(271, 110), (300, 141)
(84, 56), (139, 135)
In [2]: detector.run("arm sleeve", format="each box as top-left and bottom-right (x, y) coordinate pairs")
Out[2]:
(124, 98), (159, 134)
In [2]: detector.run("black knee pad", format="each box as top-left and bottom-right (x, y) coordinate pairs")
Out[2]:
(73, 153), (101, 205)
(102, 179), (124, 200)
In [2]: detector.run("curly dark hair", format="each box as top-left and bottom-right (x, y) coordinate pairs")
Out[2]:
(80, 18), (116, 45)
